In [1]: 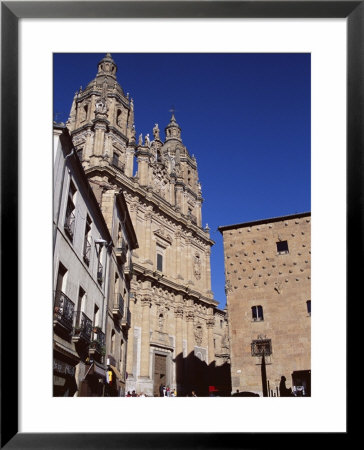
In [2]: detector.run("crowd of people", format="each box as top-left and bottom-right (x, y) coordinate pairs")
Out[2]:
(159, 384), (177, 397)
(124, 386), (199, 397)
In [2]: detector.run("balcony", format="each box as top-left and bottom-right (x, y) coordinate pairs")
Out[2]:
(97, 262), (103, 285)
(64, 210), (75, 240)
(121, 308), (131, 331)
(112, 293), (124, 320)
(89, 327), (106, 362)
(115, 242), (127, 265)
(124, 260), (133, 280)
(54, 291), (75, 335)
(72, 312), (92, 345)
(83, 238), (91, 266)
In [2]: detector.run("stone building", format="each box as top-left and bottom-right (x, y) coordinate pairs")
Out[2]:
(65, 53), (230, 396)
(219, 212), (311, 397)
(101, 188), (138, 396)
(53, 124), (138, 396)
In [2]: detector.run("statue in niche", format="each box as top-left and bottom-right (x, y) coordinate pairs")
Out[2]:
(194, 324), (203, 346)
(158, 313), (164, 331)
(95, 98), (108, 114)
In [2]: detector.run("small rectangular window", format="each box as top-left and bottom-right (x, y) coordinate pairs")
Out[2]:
(252, 305), (264, 321)
(157, 253), (163, 272)
(276, 240), (289, 254)
(306, 300), (311, 316)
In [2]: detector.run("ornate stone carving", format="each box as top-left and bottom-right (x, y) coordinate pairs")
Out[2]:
(141, 296), (151, 307)
(186, 311), (194, 322)
(206, 318), (215, 329)
(174, 307), (184, 319)
(154, 228), (172, 245)
(225, 279), (232, 295)
(194, 254), (201, 280)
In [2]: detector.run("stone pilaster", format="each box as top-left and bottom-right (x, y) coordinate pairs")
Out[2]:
(206, 317), (215, 365)
(174, 302), (184, 392)
(140, 296), (151, 378)
(186, 310), (195, 357)
(126, 295), (135, 377)
(93, 122), (107, 156)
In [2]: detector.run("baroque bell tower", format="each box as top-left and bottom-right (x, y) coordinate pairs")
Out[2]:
(67, 53), (136, 178)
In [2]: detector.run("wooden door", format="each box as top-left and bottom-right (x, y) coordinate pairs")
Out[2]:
(154, 354), (167, 397)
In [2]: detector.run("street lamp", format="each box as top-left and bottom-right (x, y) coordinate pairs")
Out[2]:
(251, 336), (272, 397)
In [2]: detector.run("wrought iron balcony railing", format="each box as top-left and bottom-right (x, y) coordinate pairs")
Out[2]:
(83, 238), (91, 266)
(54, 290), (75, 333)
(121, 308), (131, 330)
(123, 260), (133, 279)
(89, 327), (106, 360)
(64, 209), (75, 240)
(112, 293), (124, 320)
(97, 261), (103, 285)
(72, 312), (92, 344)
(115, 241), (127, 264)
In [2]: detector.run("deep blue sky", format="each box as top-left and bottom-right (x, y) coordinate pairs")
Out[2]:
(54, 53), (311, 308)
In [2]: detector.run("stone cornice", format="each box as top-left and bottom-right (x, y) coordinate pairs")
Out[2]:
(76, 89), (131, 110)
(132, 263), (218, 307)
(84, 165), (215, 247)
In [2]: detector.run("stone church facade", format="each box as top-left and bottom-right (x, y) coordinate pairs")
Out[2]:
(65, 54), (230, 396)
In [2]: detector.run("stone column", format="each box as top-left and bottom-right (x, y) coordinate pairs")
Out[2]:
(186, 309), (195, 391)
(93, 122), (107, 156)
(125, 294), (135, 377)
(125, 147), (135, 177)
(186, 310), (195, 358)
(144, 211), (153, 265)
(137, 153), (149, 186)
(139, 296), (151, 378)
(196, 198), (202, 227)
(185, 237), (192, 282)
(174, 302), (184, 392)
(205, 248), (212, 293)
(206, 317), (215, 365)
(175, 231), (182, 279)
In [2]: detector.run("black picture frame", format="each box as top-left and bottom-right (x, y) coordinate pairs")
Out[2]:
(1, 1), (357, 448)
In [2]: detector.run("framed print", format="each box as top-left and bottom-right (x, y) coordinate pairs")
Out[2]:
(1, 1), (358, 448)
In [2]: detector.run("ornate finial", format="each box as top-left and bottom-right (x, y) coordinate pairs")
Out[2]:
(138, 134), (143, 146)
(153, 123), (160, 140)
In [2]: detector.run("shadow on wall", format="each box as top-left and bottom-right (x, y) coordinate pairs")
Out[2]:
(173, 351), (232, 397)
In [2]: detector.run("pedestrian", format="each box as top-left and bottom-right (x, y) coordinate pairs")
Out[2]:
(159, 384), (164, 397)
(166, 386), (170, 397)
(131, 390), (137, 397)
(191, 390), (197, 397)
(126, 391), (131, 397)
(279, 376), (292, 397)
(173, 388), (177, 397)
(163, 385), (166, 396)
